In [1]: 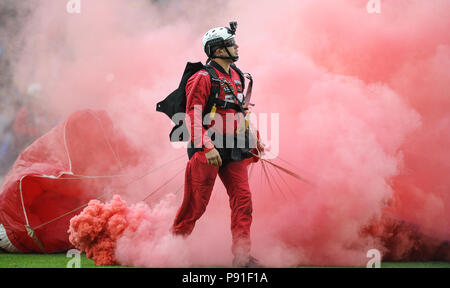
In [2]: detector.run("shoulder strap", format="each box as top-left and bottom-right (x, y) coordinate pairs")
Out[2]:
(203, 65), (221, 119)
(231, 63), (254, 107)
(230, 63), (246, 90)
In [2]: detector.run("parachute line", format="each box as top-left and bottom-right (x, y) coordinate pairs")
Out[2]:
(32, 153), (186, 231)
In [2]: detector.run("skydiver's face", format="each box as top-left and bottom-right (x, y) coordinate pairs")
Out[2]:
(215, 38), (239, 59)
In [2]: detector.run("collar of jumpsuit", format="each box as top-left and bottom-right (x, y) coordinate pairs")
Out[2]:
(209, 60), (232, 77)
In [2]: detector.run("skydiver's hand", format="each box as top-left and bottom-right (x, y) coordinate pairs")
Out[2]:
(257, 140), (265, 155)
(205, 148), (222, 167)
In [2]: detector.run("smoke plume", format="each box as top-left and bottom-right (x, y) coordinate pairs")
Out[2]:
(8, 0), (450, 266)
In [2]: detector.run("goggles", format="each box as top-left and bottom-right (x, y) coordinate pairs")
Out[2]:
(224, 39), (236, 47)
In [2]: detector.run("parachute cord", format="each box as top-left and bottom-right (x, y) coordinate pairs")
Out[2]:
(19, 176), (30, 226)
(88, 111), (124, 172)
(268, 158), (298, 200)
(32, 186), (119, 231)
(63, 119), (72, 172)
(260, 160), (276, 197)
(142, 167), (185, 202)
(250, 152), (316, 187)
(25, 225), (47, 253)
(32, 153), (187, 231)
(263, 159), (288, 201)
(32, 203), (90, 231)
(174, 183), (184, 195)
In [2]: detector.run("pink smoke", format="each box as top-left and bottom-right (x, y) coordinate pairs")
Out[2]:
(10, 0), (450, 266)
(68, 194), (189, 266)
(68, 195), (128, 265)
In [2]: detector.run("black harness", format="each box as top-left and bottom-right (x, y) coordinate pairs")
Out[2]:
(156, 61), (255, 165)
(204, 63), (247, 116)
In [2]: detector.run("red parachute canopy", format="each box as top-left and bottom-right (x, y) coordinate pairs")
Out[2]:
(0, 110), (140, 253)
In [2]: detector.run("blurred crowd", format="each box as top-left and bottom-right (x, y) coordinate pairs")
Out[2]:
(0, 82), (50, 179)
(0, 1), (54, 182)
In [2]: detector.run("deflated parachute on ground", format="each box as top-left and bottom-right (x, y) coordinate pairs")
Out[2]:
(0, 110), (140, 253)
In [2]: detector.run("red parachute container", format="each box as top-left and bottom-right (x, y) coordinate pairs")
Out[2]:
(0, 110), (140, 253)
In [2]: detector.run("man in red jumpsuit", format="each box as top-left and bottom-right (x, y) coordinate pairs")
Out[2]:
(171, 23), (263, 267)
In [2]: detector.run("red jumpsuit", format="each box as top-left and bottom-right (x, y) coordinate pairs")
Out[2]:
(172, 61), (254, 257)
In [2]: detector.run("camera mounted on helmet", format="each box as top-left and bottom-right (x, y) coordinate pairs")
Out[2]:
(227, 21), (238, 35)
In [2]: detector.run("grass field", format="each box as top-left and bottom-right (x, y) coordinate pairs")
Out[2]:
(0, 253), (449, 268)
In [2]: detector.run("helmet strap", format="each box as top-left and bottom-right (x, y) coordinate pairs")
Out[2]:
(213, 46), (238, 62)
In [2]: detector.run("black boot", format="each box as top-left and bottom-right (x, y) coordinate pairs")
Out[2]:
(232, 254), (264, 268)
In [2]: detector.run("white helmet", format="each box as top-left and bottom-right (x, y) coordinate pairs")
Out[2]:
(202, 21), (238, 61)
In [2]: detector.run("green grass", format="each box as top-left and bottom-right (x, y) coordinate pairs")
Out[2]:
(380, 262), (450, 268)
(0, 253), (123, 268)
(0, 253), (449, 268)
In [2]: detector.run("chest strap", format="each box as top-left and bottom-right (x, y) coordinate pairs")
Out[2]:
(213, 98), (247, 112)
